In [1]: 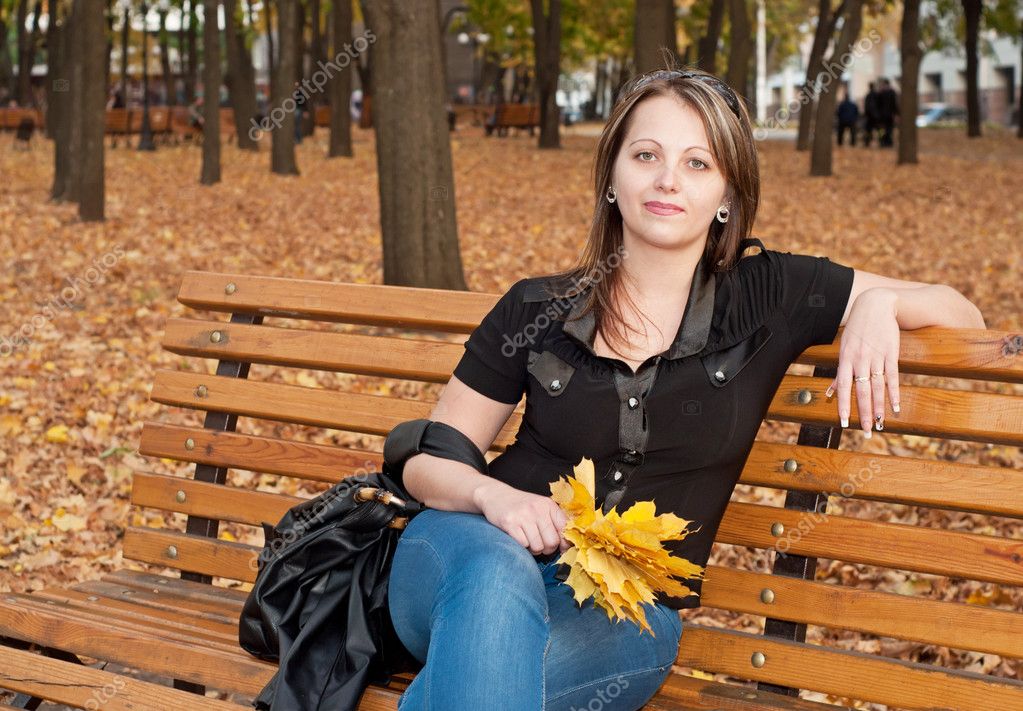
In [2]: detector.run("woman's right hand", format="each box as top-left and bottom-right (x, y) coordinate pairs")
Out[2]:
(473, 480), (571, 556)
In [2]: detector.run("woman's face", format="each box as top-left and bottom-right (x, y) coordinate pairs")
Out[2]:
(610, 94), (728, 255)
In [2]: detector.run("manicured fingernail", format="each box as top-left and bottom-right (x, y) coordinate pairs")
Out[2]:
(893, 403), (900, 413)
(864, 430), (872, 439)
(840, 416), (849, 428)
(825, 385), (834, 398)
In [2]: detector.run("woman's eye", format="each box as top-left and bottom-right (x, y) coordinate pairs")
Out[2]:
(688, 158), (708, 170)
(636, 151), (655, 161)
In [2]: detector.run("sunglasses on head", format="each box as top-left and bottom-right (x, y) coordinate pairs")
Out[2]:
(633, 69), (744, 119)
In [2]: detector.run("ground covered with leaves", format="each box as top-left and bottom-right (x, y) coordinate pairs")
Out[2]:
(1, 124), (1021, 707)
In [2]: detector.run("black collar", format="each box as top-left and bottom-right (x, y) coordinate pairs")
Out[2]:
(554, 255), (717, 361)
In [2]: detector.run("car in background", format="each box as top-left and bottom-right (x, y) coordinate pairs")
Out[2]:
(916, 103), (968, 127)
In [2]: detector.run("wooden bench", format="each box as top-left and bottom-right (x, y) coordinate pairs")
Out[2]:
(1, 270), (1021, 709)
(0, 107), (43, 132)
(485, 103), (541, 137)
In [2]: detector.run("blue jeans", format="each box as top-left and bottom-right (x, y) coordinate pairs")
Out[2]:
(387, 508), (684, 710)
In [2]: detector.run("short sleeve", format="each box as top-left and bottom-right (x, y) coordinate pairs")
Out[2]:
(775, 251), (855, 353)
(451, 279), (531, 404)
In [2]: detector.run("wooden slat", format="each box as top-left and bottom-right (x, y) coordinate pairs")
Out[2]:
(0, 645), (243, 710)
(123, 527), (260, 582)
(0, 593), (274, 696)
(148, 370), (522, 446)
(161, 317), (463, 381)
(72, 578), (240, 625)
(699, 565), (1023, 659)
(717, 501), (1023, 587)
(768, 375), (1023, 446)
(139, 422), (391, 482)
(743, 441), (1023, 518)
(99, 569), (248, 606)
(651, 674), (852, 710)
(139, 425), (1022, 519)
(176, 272), (1023, 382)
(132, 471), (304, 527)
(676, 624), (1023, 709)
(176, 271), (494, 332)
(27, 587), (239, 650)
(0, 593), (407, 709)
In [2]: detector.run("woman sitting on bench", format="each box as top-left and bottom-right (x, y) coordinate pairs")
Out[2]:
(385, 65), (986, 711)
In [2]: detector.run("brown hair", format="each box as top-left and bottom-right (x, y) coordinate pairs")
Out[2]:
(544, 62), (761, 360)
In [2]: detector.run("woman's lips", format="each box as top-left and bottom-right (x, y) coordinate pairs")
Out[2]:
(644, 202), (684, 216)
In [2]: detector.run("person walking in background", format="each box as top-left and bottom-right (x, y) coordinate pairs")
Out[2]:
(836, 89), (860, 146)
(862, 82), (879, 147)
(876, 78), (899, 148)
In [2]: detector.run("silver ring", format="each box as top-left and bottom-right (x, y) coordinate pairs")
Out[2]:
(853, 375), (870, 383)
(871, 371), (884, 378)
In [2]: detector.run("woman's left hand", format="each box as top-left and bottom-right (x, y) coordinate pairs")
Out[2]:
(825, 288), (901, 437)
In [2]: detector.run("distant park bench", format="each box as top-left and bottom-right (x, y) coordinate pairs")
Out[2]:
(0, 269), (1021, 709)
(485, 103), (541, 136)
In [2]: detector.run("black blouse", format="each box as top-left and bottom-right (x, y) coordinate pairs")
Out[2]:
(451, 237), (855, 609)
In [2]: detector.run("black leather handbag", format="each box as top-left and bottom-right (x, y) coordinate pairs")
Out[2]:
(238, 419), (489, 710)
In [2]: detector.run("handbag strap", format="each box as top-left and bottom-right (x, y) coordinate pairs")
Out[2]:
(383, 419), (488, 491)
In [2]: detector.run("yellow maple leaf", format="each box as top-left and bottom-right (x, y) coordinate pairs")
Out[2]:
(550, 456), (705, 636)
(45, 424), (70, 443)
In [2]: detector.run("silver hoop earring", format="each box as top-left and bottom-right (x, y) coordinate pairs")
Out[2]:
(606, 186), (617, 204)
(716, 205), (729, 223)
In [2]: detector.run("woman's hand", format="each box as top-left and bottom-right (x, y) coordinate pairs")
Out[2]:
(473, 480), (572, 555)
(825, 287), (901, 437)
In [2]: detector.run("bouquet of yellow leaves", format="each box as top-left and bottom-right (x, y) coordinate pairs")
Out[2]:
(549, 457), (705, 636)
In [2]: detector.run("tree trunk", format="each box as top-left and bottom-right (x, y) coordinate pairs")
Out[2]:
(594, 57), (606, 118)
(225, 0), (259, 149)
(962, 0), (981, 137)
(634, 0), (677, 74)
(1018, 29), (1022, 139)
(50, 9), (71, 200)
(797, 0), (841, 151)
(120, 4), (129, 96)
(159, 9), (174, 104)
(328, 0), (353, 158)
(309, 0), (324, 100)
(44, 0), (58, 138)
(266, 0), (276, 99)
(697, 0), (725, 74)
(725, 0), (752, 100)
(104, 0), (114, 95)
(897, 0), (921, 165)
(80, 0), (105, 221)
(178, 3), (187, 99)
(186, 1), (199, 103)
(0, 12), (12, 102)
(201, 0), (222, 184)
(360, 0), (465, 289)
(810, 0), (862, 176)
(271, 0), (299, 174)
(15, 0), (30, 105)
(64, 0), (84, 202)
(530, 0), (561, 149)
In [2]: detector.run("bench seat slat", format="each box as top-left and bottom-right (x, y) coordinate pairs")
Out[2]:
(0, 644), (243, 710)
(676, 624), (1023, 709)
(73, 578), (241, 625)
(0, 594), (275, 696)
